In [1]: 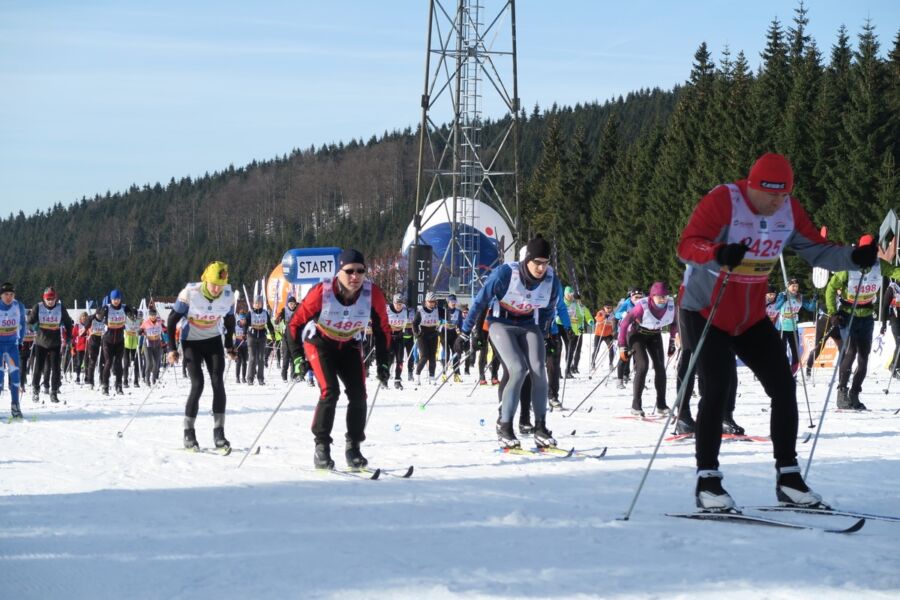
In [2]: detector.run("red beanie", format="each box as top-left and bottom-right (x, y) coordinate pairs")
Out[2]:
(748, 153), (794, 194)
(858, 234), (874, 246)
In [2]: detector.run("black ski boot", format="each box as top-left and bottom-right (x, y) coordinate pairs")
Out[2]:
(31, 389), (39, 403)
(50, 390), (60, 404)
(776, 465), (824, 507)
(345, 441), (368, 469)
(695, 469), (735, 511)
(721, 413), (745, 435)
(394, 378), (403, 390)
(496, 421), (521, 448)
(115, 383), (124, 395)
(518, 418), (534, 435)
(836, 387), (852, 409)
(213, 427), (231, 452)
(675, 413), (696, 435)
(848, 390), (867, 411)
(101, 385), (110, 396)
(183, 428), (200, 450)
(617, 378), (626, 390)
(314, 443), (334, 470)
(10, 403), (23, 420)
(532, 418), (557, 448)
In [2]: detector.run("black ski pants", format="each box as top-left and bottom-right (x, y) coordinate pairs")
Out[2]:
(391, 333), (410, 379)
(305, 337), (367, 446)
(682, 311), (798, 471)
(85, 336), (102, 386)
(838, 315), (874, 393)
(628, 332), (667, 411)
(415, 331), (439, 377)
(545, 333), (562, 400)
(101, 339), (124, 388)
(31, 345), (61, 394)
(182, 337), (227, 419)
(591, 335), (614, 370)
(248, 336), (266, 384)
(477, 337), (500, 381)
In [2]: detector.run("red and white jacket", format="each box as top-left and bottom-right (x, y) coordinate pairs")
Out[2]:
(678, 179), (856, 335)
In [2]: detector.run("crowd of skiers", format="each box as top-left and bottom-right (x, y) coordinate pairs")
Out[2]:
(2, 152), (895, 512)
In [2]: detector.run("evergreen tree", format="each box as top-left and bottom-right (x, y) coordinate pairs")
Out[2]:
(752, 18), (791, 154)
(822, 20), (890, 242)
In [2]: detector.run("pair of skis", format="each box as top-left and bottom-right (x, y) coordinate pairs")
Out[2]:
(317, 465), (415, 480)
(668, 503), (899, 533)
(497, 445), (608, 460)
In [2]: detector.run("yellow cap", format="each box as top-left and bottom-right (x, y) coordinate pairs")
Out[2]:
(201, 261), (229, 285)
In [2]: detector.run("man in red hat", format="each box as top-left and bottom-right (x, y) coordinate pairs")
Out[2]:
(825, 233), (899, 410)
(26, 287), (74, 403)
(677, 152), (877, 511)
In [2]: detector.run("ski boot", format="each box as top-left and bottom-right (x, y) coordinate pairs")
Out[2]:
(115, 383), (124, 395)
(314, 442), (334, 470)
(630, 408), (645, 417)
(50, 390), (60, 404)
(805, 366), (812, 378)
(656, 405), (670, 417)
(123, 381), (129, 389)
(183, 428), (200, 451)
(848, 390), (867, 411)
(721, 413), (745, 435)
(10, 403), (23, 421)
(675, 413), (696, 435)
(31, 389), (39, 403)
(836, 387), (852, 409)
(518, 418), (534, 435)
(345, 441), (368, 469)
(532, 418), (557, 448)
(393, 378), (403, 390)
(564, 371), (574, 379)
(213, 427), (231, 452)
(617, 378), (626, 390)
(453, 374), (462, 383)
(776, 465), (824, 507)
(479, 379), (488, 386)
(134, 381), (139, 388)
(496, 421), (521, 448)
(407, 371), (414, 382)
(695, 470), (735, 511)
(491, 377), (500, 386)
(101, 385), (110, 396)
(42, 385), (50, 395)
(548, 397), (562, 411)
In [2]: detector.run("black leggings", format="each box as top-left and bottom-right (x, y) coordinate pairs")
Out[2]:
(629, 333), (667, 411)
(683, 311), (798, 471)
(182, 337), (227, 418)
(806, 314), (842, 368)
(415, 332), (439, 377)
(781, 330), (799, 368)
(838, 316), (874, 393)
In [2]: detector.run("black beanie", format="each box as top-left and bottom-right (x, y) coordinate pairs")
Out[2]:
(524, 235), (551, 262)
(338, 248), (366, 268)
(0, 282), (13, 294)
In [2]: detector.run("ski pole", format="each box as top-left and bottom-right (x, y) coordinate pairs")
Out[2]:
(238, 380), (299, 468)
(622, 272), (731, 521)
(563, 355), (622, 418)
(778, 255), (815, 428)
(116, 373), (168, 438)
(882, 337), (900, 395)
(364, 381), (383, 428)
(420, 350), (471, 409)
(805, 273), (867, 480)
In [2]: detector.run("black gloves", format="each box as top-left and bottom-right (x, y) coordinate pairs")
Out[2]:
(453, 332), (470, 355)
(716, 243), (749, 269)
(851, 243), (878, 268)
(880, 324), (887, 336)
(667, 338), (676, 357)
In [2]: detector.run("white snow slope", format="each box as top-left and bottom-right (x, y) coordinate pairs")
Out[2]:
(2, 337), (899, 600)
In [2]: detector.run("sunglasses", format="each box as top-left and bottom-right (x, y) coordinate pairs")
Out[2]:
(531, 259), (550, 266)
(341, 268), (366, 275)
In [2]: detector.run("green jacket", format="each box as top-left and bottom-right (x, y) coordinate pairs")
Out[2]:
(826, 259), (900, 318)
(557, 299), (595, 335)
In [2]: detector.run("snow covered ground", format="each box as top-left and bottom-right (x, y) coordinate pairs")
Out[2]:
(2, 336), (900, 599)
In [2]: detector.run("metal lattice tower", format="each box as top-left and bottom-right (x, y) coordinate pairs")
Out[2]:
(412, 0), (520, 297)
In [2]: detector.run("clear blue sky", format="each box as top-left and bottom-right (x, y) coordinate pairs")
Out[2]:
(1, 1), (897, 217)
